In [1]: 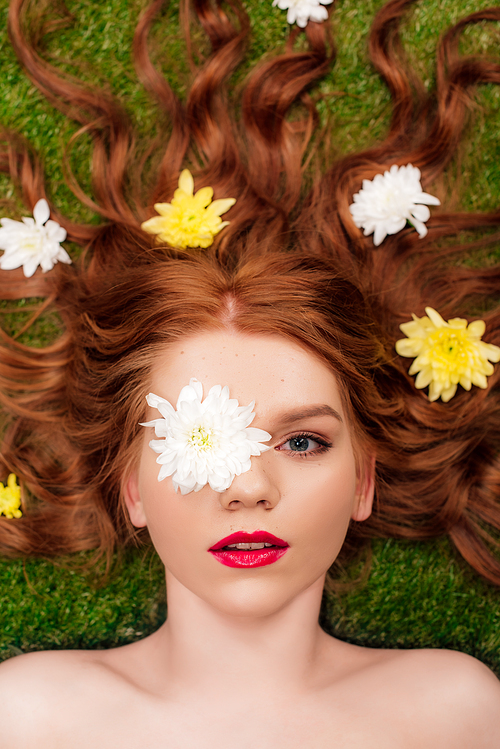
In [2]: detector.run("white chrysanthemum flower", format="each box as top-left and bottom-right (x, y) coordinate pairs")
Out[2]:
(141, 378), (272, 494)
(0, 198), (71, 278)
(349, 164), (440, 246)
(272, 0), (333, 28)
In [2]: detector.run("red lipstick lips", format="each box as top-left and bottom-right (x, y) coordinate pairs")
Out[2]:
(209, 531), (289, 568)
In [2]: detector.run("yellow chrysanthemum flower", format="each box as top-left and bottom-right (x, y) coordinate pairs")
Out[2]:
(141, 169), (236, 249)
(0, 473), (22, 519)
(395, 307), (500, 402)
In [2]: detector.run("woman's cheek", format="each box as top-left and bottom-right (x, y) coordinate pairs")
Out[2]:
(281, 459), (357, 554)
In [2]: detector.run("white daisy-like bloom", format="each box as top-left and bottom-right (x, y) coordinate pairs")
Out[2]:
(0, 198), (71, 278)
(272, 0), (333, 28)
(349, 164), (441, 247)
(141, 378), (272, 494)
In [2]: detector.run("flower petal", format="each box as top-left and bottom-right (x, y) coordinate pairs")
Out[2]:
(467, 320), (486, 339)
(410, 204), (431, 223)
(424, 307), (446, 328)
(193, 187), (214, 208)
(150, 203), (175, 218)
(373, 223), (388, 247)
(23, 257), (39, 278)
(415, 368), (433, 389)
(440, 384), (457, 403)
(33, 198), (50, 226)
(178, 169), (194, 196)
(206, 198), (236, 217)
(246, 427), (272, 443)
(395, 338), (422, 357)
(410, 216), (428, 239)
(0, 253), (23, 271)
(416, 192), (441, 206)
(471, 371), (488, 389)
(480, 341), (500, 363)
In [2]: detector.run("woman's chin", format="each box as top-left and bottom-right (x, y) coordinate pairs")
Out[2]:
(171, 570), (327, 621)
(209, 587), (296, 619)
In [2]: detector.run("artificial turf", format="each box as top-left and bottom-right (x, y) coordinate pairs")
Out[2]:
(0, 0), (499, 673)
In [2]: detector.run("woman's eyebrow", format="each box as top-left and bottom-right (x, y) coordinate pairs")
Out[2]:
(274, 405), (343, 426)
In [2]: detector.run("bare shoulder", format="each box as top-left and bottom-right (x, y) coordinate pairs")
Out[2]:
(330, 641), (500, 747)
(0, 649), (114, 748)
(0, 646), (96, 690)
(398, 646), (500, 697)
(383, 647), (500, 747)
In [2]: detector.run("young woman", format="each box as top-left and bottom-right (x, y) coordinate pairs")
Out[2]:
(0, 0), (500, 745)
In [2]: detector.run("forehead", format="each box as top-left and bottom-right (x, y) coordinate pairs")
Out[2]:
(149, 331), (344, 420)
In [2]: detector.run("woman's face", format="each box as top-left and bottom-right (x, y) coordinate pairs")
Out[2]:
(126, 331), (374, 617)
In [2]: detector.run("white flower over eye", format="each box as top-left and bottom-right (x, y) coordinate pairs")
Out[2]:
(0, 199), (71, 278)
(349, 164), (440, 246)
(141, 378), (272, 495)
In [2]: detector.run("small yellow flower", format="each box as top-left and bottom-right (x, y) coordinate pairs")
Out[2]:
(141, 169), (236, 249)
(395, 307), (500, 402)
(0, 473), (22, 519)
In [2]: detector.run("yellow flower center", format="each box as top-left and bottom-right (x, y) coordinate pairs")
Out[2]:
(175, 200), (207, 233)
(21, 235), (42, 254)
(427, 329), (475, 370)
(189, 426), (216, 452)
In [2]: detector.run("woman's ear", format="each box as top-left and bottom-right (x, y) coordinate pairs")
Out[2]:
(123, 471), (148, 528)
(352, 452), (376, 522)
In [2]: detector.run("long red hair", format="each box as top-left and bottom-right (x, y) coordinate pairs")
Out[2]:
(1, 0), (500, 586)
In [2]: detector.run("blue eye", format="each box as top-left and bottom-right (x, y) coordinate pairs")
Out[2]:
(277, 433), (331, 457)
(287, 436), (318, 452)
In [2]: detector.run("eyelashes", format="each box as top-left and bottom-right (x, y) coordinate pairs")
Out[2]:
(275, 432), (333, 458)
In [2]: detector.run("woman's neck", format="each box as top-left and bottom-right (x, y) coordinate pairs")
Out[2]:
(146, 570), (335, 702)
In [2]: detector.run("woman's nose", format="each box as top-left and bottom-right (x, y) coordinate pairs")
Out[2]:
(217, 454), (280, 510)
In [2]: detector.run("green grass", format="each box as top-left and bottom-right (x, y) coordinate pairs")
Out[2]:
(0, 548), (166, 660)
(0, 298), (62, 346)
(323, 539), (500, 674)
(1, 0), (500, 673)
